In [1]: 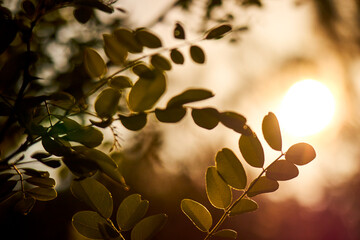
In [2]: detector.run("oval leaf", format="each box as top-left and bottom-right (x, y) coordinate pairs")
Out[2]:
(219, 111), (248, 134)
(114, 27), (143, 53)
(151, 54), (172, 71)
(215, 148), (247, 190)
(95, 88), (121, 118)
(131, 214), (168, 240)
(167, 89), (214, 108)
(72, 211), (109, 239)
(181, 199), (212, 232)
(135, 29), (162, 48)
(247, 176), (279, 197)
(109, 76), (133, 89)
(27, 187), (57, 201)
(132, 63), (155, 79)
(213, 229), (237, 239)
(41, 136), (70, 157)
(285, 143), (316, 165)
(26, 177), (56, 188)
(206, 167), (232, 209)
(239, 133), (264, 168)
(116, 194), (149, 231)
(174, 22), (185, 39)
(170, 49), (184, 64)
(190, 45), (205, 64)
(191, 108), (219, 130)
(230, 198), (258, 216)
(155, 107), (186, 123)
(103, 34), (128, 65)
(205, 24), (232, 39)
(120, 113), (147, 131)
(262, 112), (282, 151)
(84, 48), (106, 78)
(266, 160), (299, 181)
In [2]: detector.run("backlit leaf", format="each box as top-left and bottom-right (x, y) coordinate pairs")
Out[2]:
(151, 54), (172, 71)
(72, 211), (109, 239)
(26, 177), (56, 188)
(109, 76), (133, 89)
(262, 112), (282, 151)
(84, 48), (106, 78)
(206, 167), (232, 209)
(215, 148), (247, 190)
(205, 24), (232, 39)
(170, 49), (184, 64)
(181, 199), (212, 232)
(167, 89), (214, 108)
(135, 29), (162, 48)
(220, 112), (248, 134)
(27, 187), (57, 201)
(229, 198), (258, 216)
(285, 143), (316, 166)
(191, 108), (219, 130)
(266, 160), (299, 181)
(103, 34), (128, 65)
(131, 214), (168, 240)
(190, 45), (205, 64)
(114, 28), (143, 53)
(120, 113), (147, 131)
(95, 88), (121, 118)
(116, 194), (149, 231)
(174, 22), (185, 39)
(155, 107), (186, 123)
(213, 229), (237, 239)
(247, 176), (279, 197)
(239, 133), (264, 168)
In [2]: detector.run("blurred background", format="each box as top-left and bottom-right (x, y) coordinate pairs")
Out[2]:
(2, 0), (360, 239)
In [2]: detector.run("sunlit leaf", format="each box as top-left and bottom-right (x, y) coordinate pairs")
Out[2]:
(229, 198), (258, 216)
(103, 34), (128, 65)
(285, 143), (316, 166)
(181, 199), (212, 232)
(190, 45), (205, 64)
(14, 197), (36, 215)
(155, 107), (186, 123)
(205, 24), (232, 39)
(191, 108), (219, 130)
(215, 148), (247, 190)
(120, 113), (147, 131)
(266, 160), (299, 181)
(84, 48), (106, 78)
(219, 112), (249, 134)
(239, 133), (264, 168)
(174, 22), (185, 39)
(135, 29), (162, 48)
(72, 211), (109, 239)
(247, 176), (279, 197)
(170, 49), (184, 64)
(150, 54), (172, 71)
(116, 194), (149, 231)
(71, 178), (113, 218)
(27, 187), (57, 201)
(114, 27), (143, 53)
(109, 76), (133, 89)
(206, 167), (232, 209)
(131, 214), (168, 240)
(167, 89), (214, 108)
(95, 88), (121, 118)
(262, 112), (282, 151)
(213, 229), (237, 239)
(26, 177), (56, 188)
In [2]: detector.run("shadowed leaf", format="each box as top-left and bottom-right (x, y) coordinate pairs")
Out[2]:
(132, 63), (155, 79)
(42, 136), (71, 157)
(190, 45), (205, 64)
(14, 197), (36, 215)
(73, 7), (92, 24)
(26, 177), (56, 188)
(151, 54), (172, 71)
(103, 34), (128, 65)
(155, 107), (186, 123)
(114, 27), (143, 53)
(266, 160), (299, 181)
(262, 112), (282, 151)
(109, 76), (133, 89)
(95, 88), (121, 118)
(213, 229), (237, 239)
(205, 24), (232, 39)
(27, 187), (57, 201)
(239, 133), (264, 168)
(206, 167), (232, 209)
(181, 199), (212, 232)
(72, 211), (109, 239)
(84, 48), (106, 78)
(230, 198), (258, 216)
(247, 176), (279, 197)
(131, 214), (168, 240)
(120, 113), (147, 131)
(135, 29), (162, 48)
(174, 22), (185, 39)
(285, 143), (316, 165)
(167, 89), (214, 108)
(191, 108), (219, 130)
(170, 49), (184, 64)
(220, 112), (249, 134)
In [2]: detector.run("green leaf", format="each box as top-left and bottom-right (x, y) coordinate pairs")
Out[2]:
(191, 108), (219, 130)
(170, 49), (184, 64)
(247, 176), (279, 197)
(132, 63), (155, 79)
(62, 152), (98, 178)
(95, 88), (121, 118)
(181, 199), (212, 232)
(120, 113), (147, 131)
(128, 70), (166, 112)
(67, 126), (103, 148)
(42, 135), (71, 157)
(285, 143), (316, 166)
(174, 22), (185, 39)
(262, 112), (282, 151)
(150, 54), (172, 71)
(215, 148), (247, 190)
(103, 34), (128, 65)
(23, 168), (50, 178)
(27, 187), (57, 201)
(114, 27), (143, 53)
(109, 76), (133, 89)
(239, 133), (264, 168)
(190, 45), (205, 64)
(155, 107), (186, 123)
(116, 194), (149, 231)
(219, 111), (248, 134)
(135, 29), (162, 48)
(266, 160), (299, 181)
(229, 198), (258, 216)
(72, 211), (109, 239)
(167, 89), (214, 108)
(131, 214), (168, 240)
(206, 167), (232, 209)
(205, 24), (232, 39)
(84, 48), (106, 78)
(213, 229), (237, 239)
(71, 178), (113, 218)
(26, 177), (56, 188)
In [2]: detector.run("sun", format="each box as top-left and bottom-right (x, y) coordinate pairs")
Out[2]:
(278, 79), (336, 137)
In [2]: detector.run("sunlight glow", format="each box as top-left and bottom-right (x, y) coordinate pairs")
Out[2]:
(278, 79), (335, 137)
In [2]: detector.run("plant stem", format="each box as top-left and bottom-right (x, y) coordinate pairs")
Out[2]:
(12, 164), (25, 197)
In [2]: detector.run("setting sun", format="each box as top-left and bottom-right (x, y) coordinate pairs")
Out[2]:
(278, 79), (336, 137)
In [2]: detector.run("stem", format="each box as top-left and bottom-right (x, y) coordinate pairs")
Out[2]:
(12, 164), (25, 197)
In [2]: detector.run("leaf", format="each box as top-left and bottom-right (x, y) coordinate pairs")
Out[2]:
(14, 197), (36, 215)
(247, 176), (279, 197)
(103, 34), (128, 65)
(262, 112), (282, 151)
(131, 214), (168, 240)
(90, 118), (113, 129)
(181, 199), (212, 232)
(27, 187), (57, 201)
(26, 177), (56, 188)
(42, 135), (71, 157)
(206, 167), (232, 209)
(71, 178), (113, 218)
(95, 88), (121, 118)
(285, 143), (316, 166)
(215, 148), (247, 190)
(120, 113), (147, 131)
(174, 22), (185, 39)
(38, 159), (62, 168)
(135, 29), (162, 48)
(73, 7), (92, 24)
(266, 160), (299, 181)
(132, 63), (155, 79)
(23, 168), (50, 178)
(190, 45), (205, 64)
(219, 111), (249, 135)
(229, 198), (258, 216)
(116, 194), (149, 231)
(98, 222), (120, 239)
(167, 89), (214, 108)
(205, 24), (232, 39)
(191, 108), (219, 130)
(84, 48), (106, 78)
(31, 152), (52, 160)
(213, 229), (237, 239)
(114, 27), (143, 53)
(128, 70), (166, 112)
(155, 107), (186, 123)
(72, 211), (109, 239)
(109, 76), (133, 89)
(170, 49), (184, 64)
(150, 54), (172, 71)
(239, 133), (264, 168)
(67, 126), (103, 148)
